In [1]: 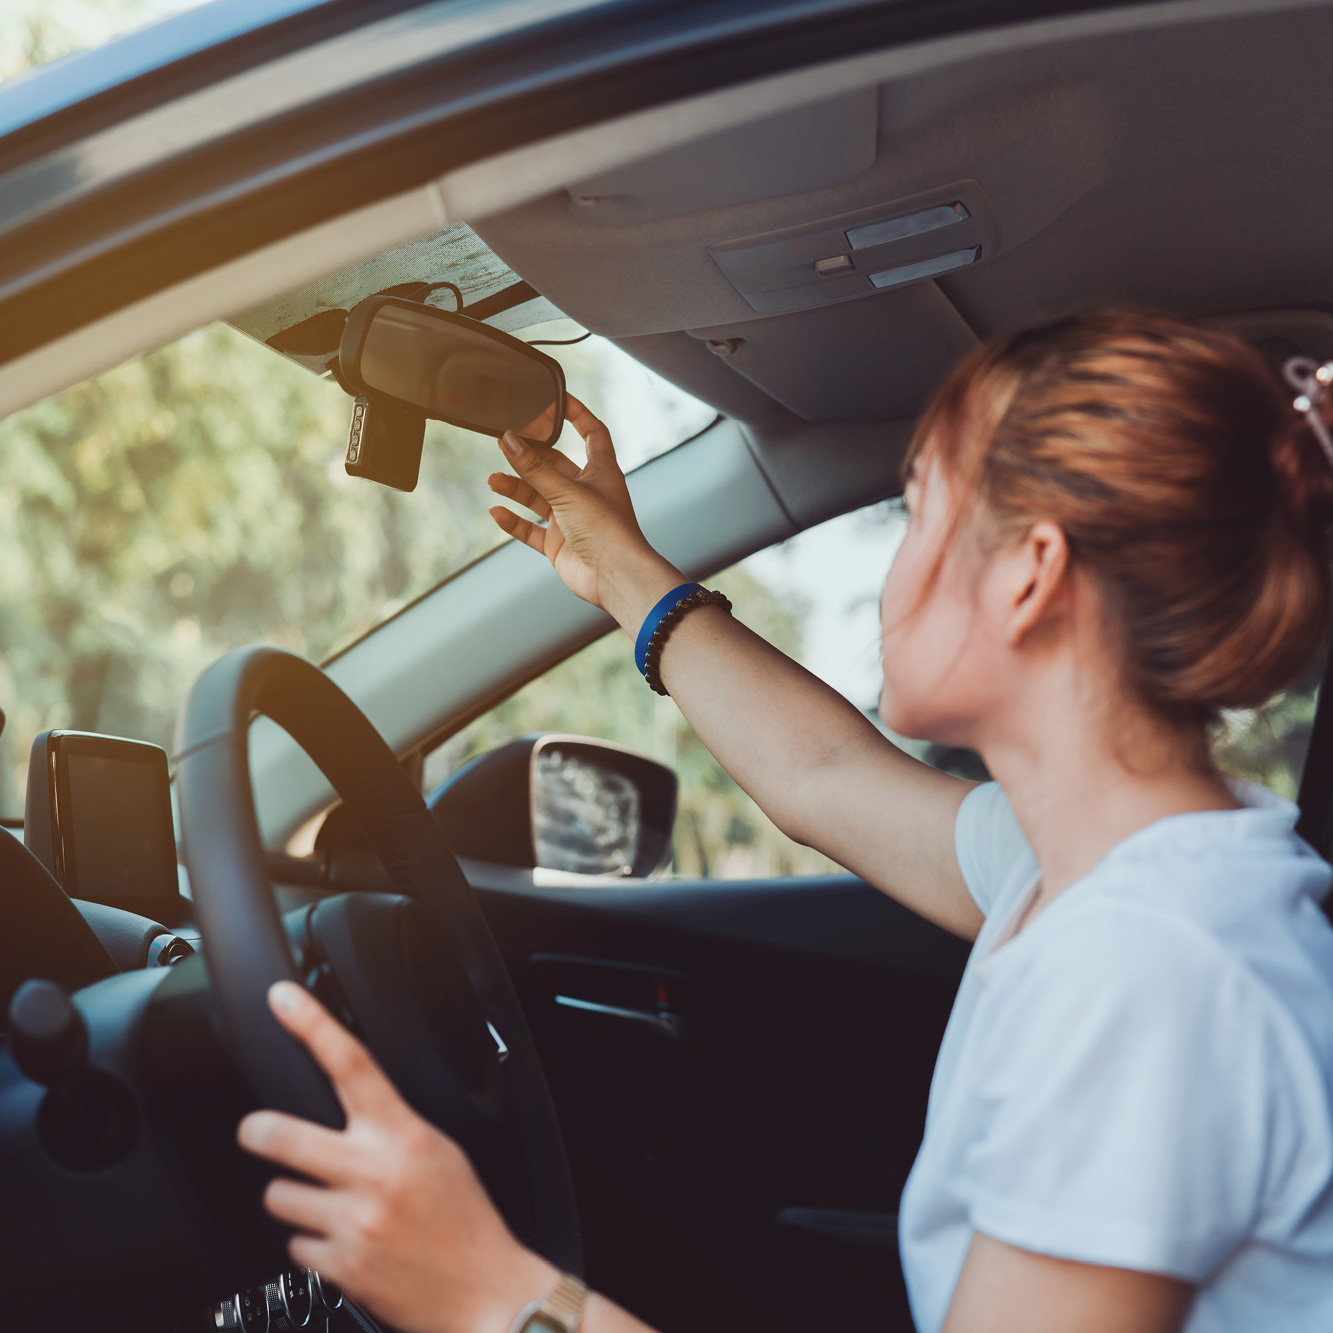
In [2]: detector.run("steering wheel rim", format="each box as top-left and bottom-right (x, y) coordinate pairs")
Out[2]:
(175, 644), (581, 1270)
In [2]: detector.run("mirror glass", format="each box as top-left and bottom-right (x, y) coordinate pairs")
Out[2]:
(532, 745), (641, 876)
(356, 301), (563, 444)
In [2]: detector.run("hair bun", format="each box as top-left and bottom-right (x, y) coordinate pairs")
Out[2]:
(909, 308), (1333, 725)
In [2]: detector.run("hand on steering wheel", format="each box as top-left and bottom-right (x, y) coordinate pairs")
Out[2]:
(239, 982), (557, 1333)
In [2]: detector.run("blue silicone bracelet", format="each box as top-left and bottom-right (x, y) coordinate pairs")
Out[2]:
(635, 583), (704, 675)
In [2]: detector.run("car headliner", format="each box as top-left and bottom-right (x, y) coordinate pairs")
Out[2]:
(210, 0), (1333, 437)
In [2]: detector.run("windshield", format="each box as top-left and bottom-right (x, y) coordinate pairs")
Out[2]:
(0, 318), (712, 816)
(0, 7), (714, 818)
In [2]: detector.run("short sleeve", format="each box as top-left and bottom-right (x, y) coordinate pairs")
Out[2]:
(954, 782), (1034, 917)
(960, 906), (1306, 1280)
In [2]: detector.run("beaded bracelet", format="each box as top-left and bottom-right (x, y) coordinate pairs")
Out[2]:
(641, 588), (733, 695)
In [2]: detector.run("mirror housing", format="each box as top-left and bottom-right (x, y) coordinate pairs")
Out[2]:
(338, 296), (565, 445)
(428, 734), (677, 880)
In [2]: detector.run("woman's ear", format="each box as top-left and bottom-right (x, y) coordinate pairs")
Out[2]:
(1004, 520), (1070, 646)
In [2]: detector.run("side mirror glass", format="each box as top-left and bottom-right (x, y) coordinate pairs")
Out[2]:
(338, 295), (565, 445)
(427, 734), (677, 881)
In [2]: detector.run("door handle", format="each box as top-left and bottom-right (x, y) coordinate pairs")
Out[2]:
(553, 994), (685, 1040)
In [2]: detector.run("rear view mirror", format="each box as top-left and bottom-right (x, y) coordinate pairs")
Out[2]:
(339, 295), (565, 444)
(336, 295), (566, 492)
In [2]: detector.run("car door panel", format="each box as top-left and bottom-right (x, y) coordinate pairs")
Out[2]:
(273, 859), (967, 1331)
(470, 871), (970, 1333)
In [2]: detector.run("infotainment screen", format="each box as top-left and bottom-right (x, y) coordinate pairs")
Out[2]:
(25, 731), (179, 912)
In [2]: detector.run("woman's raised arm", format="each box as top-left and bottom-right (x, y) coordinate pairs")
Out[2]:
(487, 399), (983, 940)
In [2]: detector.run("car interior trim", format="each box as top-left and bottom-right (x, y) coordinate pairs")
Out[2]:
(0, 0), (1258, 367)
(0, 181), (447, 423)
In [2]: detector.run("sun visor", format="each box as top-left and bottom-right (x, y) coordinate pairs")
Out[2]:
(564, 88), (879, 227)
(708, 180), (998, 316)
(689, 281), (977, 423)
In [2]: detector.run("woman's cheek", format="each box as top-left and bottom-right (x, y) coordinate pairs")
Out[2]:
(878, 559), (926, 731)
(878, 629), (928, 735)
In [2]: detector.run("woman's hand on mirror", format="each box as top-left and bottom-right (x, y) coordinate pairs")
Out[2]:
(487, 395), (681, 628)
(237, 982), (556, 1333)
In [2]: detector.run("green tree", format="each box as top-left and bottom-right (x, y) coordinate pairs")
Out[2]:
(0, 322), (518, 809)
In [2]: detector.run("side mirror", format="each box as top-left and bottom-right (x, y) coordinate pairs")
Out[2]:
(428, 734), (677, 880)
(339, 296), (565, 441)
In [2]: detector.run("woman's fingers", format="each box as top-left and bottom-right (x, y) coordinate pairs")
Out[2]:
(489, 505), (548, 554)
(498, 431), (587, 500)
(238, 1109), (350, 1183)
(287, 1233), (337, 1279)
(264, 1176), (337, 1234)
(518, 400), (560, 444)
(267, 982), (399, 1121)
(487, 471), (551, 521)
(565, 394), (617, 470)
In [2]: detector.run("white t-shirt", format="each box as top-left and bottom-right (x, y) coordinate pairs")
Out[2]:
(898, 779), (1333, 1333)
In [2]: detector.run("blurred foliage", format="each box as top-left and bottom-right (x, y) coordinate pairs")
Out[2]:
(0, 312), (719, 819)
(0, 323), (518, 810)
(0, 0), (204, 80)
(1212, 652), (1325, 800)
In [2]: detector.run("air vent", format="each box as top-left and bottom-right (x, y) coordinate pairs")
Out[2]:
(147, 932), (195, 967)
(707, 181), (998, 316)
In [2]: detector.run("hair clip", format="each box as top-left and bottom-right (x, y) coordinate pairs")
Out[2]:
(1283, 355), (1333, 467)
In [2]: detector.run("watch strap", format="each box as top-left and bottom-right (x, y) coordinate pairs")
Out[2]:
(511, 1273), (587, 1333)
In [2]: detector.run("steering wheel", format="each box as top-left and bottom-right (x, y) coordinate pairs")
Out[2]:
(0, 646), (579, 1331)
(176, 645), (581, 1266)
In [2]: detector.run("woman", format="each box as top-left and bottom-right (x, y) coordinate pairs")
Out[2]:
(238, 308), (1333, 1333)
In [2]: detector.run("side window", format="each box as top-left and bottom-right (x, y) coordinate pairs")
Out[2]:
(1213, 656), (1323, 799)
(425, 503), (916, 879)
(424, 498), (1327, 879)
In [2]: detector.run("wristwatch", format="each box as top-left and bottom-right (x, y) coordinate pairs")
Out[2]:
(510, 1273), (587, 1333)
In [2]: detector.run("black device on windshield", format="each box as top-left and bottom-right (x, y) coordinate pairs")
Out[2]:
(344, 392), (427, 492)
(24, 730), (181, 917)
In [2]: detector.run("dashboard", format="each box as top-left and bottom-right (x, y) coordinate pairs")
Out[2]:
(45, 862), (358, 1333)
(3, 726), (360, 1332)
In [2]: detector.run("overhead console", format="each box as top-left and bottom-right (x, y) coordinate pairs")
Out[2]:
(707, 179), (998, 316)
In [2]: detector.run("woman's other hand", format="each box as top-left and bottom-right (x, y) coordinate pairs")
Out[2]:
(237, 981), (556, 1333)
(487, 395), (681, 628)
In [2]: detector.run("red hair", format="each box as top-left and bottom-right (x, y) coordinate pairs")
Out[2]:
(906, 308), (1333, 725)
